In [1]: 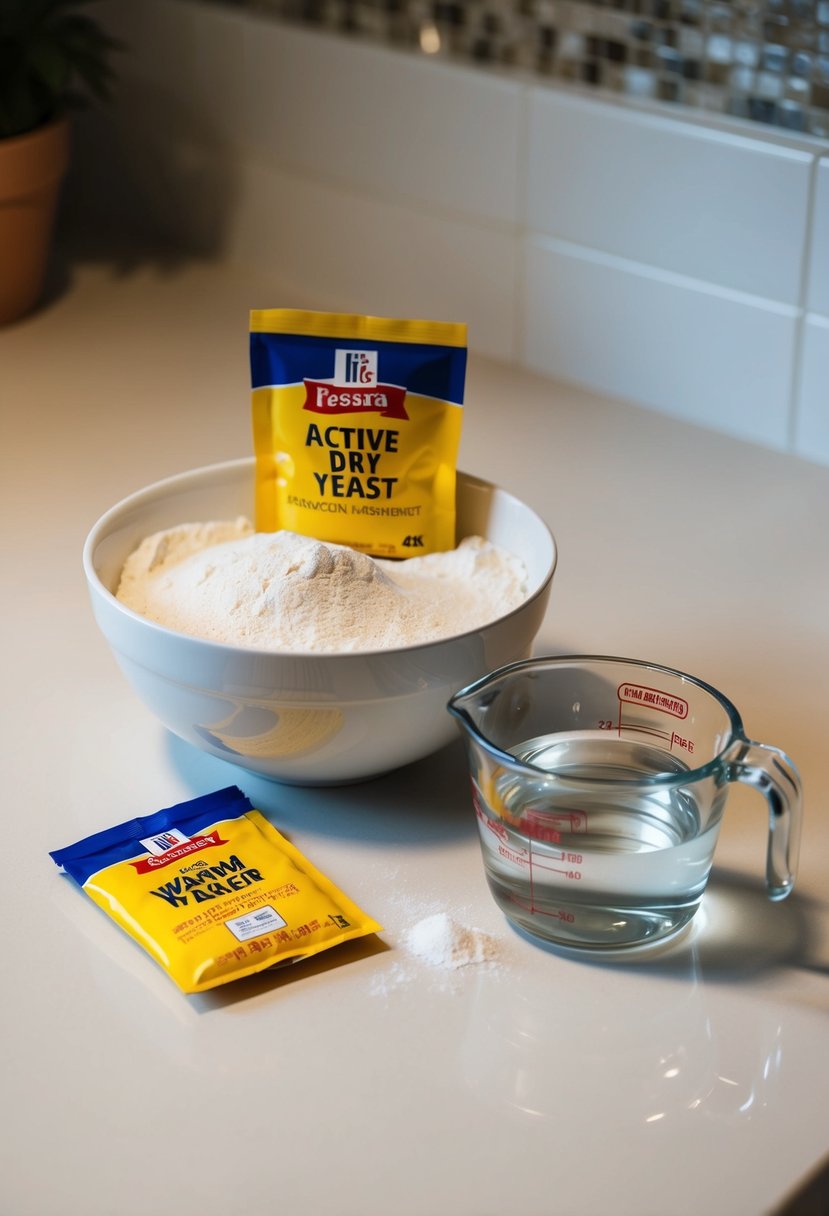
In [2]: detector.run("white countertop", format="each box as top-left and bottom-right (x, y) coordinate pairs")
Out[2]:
(3, 253), (829, 1216)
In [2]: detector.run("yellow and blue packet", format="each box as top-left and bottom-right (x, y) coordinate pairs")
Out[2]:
(250, 308), (468, 559)
(50, 786), (381, 994)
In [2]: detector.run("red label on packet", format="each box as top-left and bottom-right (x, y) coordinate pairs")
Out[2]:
(302, 379), (410, 419)
(129, 831), (229, 873)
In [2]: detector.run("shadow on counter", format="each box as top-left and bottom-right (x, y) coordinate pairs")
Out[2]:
(40, 76), (242, 313)
(166, 730), (475, 849)
(773, 1151), (829, 1216)
(502, 866), (827, 991)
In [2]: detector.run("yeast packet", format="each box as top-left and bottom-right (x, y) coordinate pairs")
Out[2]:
(50, 786), (382, 994)
(250, 308), (468, 559)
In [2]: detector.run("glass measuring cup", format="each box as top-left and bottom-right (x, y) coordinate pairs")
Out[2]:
(448, 656), (802, 951)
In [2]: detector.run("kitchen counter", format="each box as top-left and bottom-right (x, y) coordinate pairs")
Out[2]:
(3, 249), (829, 1216)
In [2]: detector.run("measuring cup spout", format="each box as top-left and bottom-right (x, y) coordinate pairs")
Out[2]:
(447, 673), (502, 744)
(725, 739), (803, 901)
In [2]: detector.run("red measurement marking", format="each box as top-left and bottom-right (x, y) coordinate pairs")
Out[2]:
(621, 722), (672, 742)
(531, 857), (582, 879)
(505, 890), (575, 922)
(523, 812), (560, 843)
(499, 843), (530, 867)
(617, 683), (689, 719)
(485, 817), (510, 845)
(522, 809), (587, 842)
(670, 731), (695, 754)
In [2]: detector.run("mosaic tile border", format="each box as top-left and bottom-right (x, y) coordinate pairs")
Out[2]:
(204, 0), (829, 138)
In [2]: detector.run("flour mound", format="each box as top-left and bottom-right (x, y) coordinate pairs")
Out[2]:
(405, 913), (500, 969)
(116, 519), (527, 652)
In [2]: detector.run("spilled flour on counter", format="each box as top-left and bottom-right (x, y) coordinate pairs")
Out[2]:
(368, 902), (503, 997)
(406, 913), (500, 970)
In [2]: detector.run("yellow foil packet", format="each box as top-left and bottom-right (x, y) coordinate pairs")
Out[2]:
(50, 786), (382, 994)
(250, 308), (467, 558)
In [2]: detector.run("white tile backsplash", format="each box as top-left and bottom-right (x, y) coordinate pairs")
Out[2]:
(522, 236), (798, 449)
(526, 89), (812, 306)
(794, 316), (829, 464)
(239, 18), (524, 226)
(94, 0), (829, 466)
(228, 157), (518, 359)
(807, 159), (829, 318)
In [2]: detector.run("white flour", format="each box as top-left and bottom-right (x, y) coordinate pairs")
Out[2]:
(406, 912), (500, 969)
(116, 518), (527, 651)
(368, 911), (502, 997)
(356, 865), (504, 996)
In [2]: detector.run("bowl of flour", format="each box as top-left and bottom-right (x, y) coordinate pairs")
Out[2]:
(84, 458), (557, 784)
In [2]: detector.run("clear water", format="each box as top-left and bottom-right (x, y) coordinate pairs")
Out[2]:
(476, 731), (724, 950)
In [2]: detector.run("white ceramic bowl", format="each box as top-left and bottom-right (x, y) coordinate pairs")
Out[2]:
(84, 458), (557, 784)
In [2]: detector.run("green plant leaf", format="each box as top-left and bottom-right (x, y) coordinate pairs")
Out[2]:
(0, 0), (122, 137)
(0, 70), (51, 139)
(28, 34), (71, 96)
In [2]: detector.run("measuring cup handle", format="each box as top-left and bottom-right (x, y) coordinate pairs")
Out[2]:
(726, 740), (803, 901)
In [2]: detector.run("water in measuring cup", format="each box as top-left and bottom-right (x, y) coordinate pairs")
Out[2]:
(477, 731), (724, 950)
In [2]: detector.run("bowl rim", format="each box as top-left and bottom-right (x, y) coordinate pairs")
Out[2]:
(83, 457), (558, 660)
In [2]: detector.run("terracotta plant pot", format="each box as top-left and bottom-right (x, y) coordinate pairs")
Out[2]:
(0, 117), (71, 326)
